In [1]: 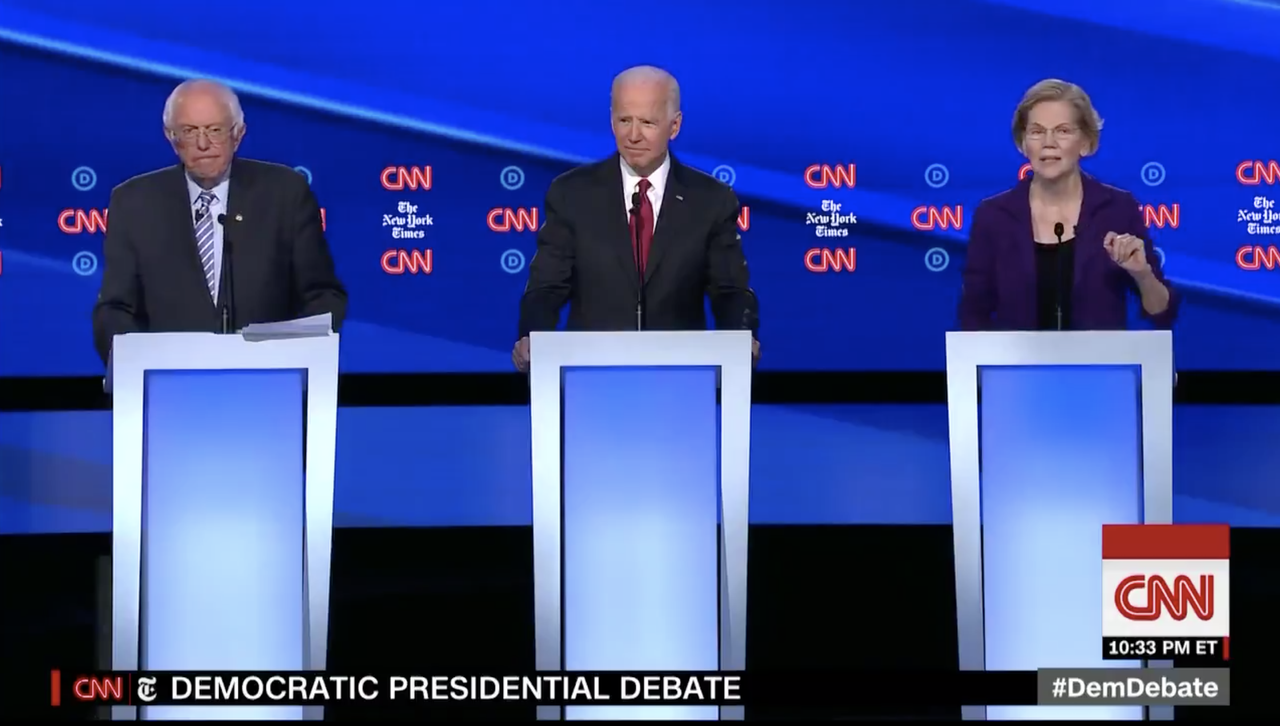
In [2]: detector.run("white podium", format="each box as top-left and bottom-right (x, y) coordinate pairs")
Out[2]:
(529, 330), (753, 721)
(107, 331), (340, 721)
(945, 331), (1174, 722)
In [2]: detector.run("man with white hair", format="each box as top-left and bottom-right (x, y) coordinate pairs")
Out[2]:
(512, 65), (758, 371)
(92, 78), (346, 365)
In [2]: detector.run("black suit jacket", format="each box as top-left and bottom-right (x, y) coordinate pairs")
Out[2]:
(517, 153), (757, 338)
(92, 157), (347, 365)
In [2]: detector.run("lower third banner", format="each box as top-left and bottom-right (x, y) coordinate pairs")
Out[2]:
(53, 670), (1039, 708)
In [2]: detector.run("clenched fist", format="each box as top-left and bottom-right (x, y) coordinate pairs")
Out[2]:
(1104, 232), (1150, 276)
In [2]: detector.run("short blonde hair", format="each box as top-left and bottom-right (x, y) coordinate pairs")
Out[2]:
(1012, 79), (1104, 154)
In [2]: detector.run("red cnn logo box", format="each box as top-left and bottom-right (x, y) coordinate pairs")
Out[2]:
(1101, 524), (1229, 647)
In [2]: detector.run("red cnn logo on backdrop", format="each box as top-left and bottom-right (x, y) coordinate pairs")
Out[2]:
(59, 208), (108, 234)
(382, 249), (432, 274)
(380, 165), (432, 191)
(1101, 524), (1230, 654)
(910, 205), (963, 231)
(804, 163), (856, 189)
(804, 247), (856, 273)
(487, 207), (539, 233)
(1237, 160), (1280, 185)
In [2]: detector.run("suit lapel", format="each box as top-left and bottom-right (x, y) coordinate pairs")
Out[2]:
(226, 159), (254, 225)
(1073, 174), (1108, 302)
(601, 157), (640, 291)
(644, 159), (689, 284)
(162, 166), (214, 308)
(1004, 178), (1037, 295)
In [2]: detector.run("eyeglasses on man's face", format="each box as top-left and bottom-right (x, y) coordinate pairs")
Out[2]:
(174, 125), (234, 144)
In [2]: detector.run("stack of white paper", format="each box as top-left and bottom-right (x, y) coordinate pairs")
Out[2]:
(241, 313), (334, 341)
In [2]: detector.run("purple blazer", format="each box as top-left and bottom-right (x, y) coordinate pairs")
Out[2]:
(957, 174), (1180, 331)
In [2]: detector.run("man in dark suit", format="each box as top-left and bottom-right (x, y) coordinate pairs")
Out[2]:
(512, 65), (758, 371)
(92, 78), (346, 365)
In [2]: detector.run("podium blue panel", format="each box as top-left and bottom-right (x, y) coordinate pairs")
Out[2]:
(979, 366), (1143, 721)
(141, 369), (305, 720)
(562, 367), (719, 721)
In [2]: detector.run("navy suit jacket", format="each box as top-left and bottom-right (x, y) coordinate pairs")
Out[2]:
(957, 173), (1180, 331)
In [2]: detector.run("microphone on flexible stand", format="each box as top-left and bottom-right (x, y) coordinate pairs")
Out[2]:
(629, 190), (646, 331)
(216, 214), (236, 334)
(1053, 222), (1066, 331)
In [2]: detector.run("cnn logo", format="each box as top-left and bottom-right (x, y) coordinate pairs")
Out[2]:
(1114, 574), (1213, 621)
(1101, 524), (1230, 640)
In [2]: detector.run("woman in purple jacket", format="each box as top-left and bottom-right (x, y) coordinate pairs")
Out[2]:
(958, 79), (1179, 331)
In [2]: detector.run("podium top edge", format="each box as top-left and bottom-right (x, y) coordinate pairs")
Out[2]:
(944, 330), (1173, 370)
(113, 331), (340, 357)
(108, 333), (340, 388)
(528, 330), (753, 338)
(526, 332), (753, 374)
(944, 330), (1172, 339)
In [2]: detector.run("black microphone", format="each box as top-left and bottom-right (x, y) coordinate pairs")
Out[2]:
(216, 213), (236, 335)
(1053, 222), (1066, 331)
(629, 190), (645, 331)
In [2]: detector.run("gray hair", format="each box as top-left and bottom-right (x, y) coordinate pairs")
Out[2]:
(611, 65), (681, 117)
(162, 79), (245, 130)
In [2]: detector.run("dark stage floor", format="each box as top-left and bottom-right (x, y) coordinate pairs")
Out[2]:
(2, 525), (1275, 720)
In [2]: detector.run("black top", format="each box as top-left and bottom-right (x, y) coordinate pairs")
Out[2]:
(1035, 238), (1075, 330)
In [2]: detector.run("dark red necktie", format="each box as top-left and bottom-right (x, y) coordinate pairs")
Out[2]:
(629, 178), (654, 274)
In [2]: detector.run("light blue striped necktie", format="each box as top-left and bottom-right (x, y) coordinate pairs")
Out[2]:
(194, 191), (217, 298)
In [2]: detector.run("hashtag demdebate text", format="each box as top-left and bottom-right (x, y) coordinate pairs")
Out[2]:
(1038, 668), (1228, 706)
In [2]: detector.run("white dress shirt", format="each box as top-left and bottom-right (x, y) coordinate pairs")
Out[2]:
(620, 153), (671, 225)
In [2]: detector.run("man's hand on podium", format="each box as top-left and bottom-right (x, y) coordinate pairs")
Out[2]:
(752, 338), (760, 366)
(513, 337), (531, 373)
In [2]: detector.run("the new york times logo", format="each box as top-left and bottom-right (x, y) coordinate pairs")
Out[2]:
(137, 676), (157, 703)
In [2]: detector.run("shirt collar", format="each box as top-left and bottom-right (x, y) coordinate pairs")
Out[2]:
(186, 171), (231, 205)
(620, 152), (671, 193)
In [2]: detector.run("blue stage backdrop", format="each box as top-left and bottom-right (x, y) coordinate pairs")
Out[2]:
(1, 404), (1277, 535)
(1, 0), (1279, 375)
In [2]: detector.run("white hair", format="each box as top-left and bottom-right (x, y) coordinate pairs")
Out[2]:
(611, 65), (681, 117)
(162, 79), (245, 130)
